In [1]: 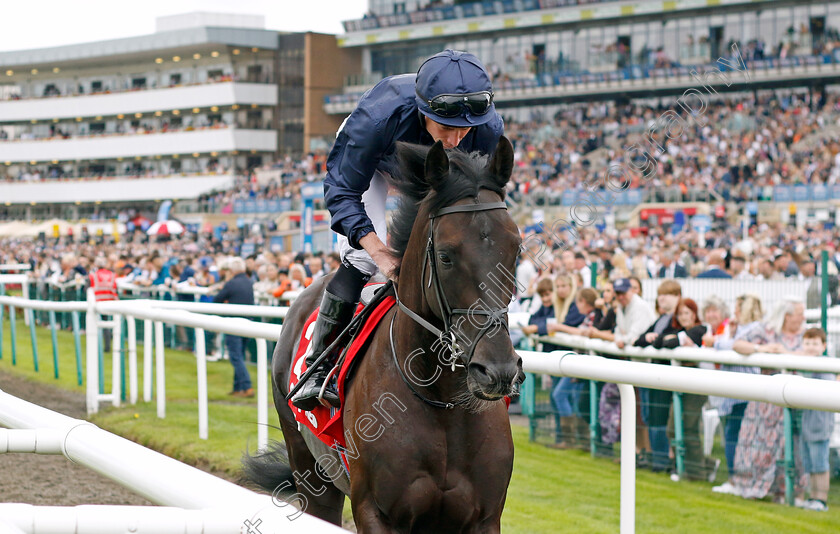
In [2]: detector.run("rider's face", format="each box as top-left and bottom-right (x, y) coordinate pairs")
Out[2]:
(424, 117), (471, 149)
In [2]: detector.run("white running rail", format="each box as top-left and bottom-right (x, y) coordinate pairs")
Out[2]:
(0, 389), (348, 533)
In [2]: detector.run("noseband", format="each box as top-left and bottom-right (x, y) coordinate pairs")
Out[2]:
(394, 200), (511, 373)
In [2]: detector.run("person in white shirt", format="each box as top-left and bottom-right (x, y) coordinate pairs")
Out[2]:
(585, 278), (656, 348)
(729, 256), (753, 280)
(575, 252), (592, 287)
(516, 251), (540, 301)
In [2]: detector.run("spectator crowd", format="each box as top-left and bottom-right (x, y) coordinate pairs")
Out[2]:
(513, 231), (838, 510)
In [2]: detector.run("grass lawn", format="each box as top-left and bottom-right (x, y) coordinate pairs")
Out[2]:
(2, 317), (840, 532)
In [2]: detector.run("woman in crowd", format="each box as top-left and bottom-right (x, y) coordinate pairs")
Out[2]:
(634, 279), (682, 471)
(656, 298), (706, 349)
(730, 297), (808, 502)
(629, 276), (643, 298)
(700, 295), (731, 349)
(551, 273), (581, 327)
(592, 282), (617, 333)
(520, 278), (555, 339)
(657, 298), (719, 482)
(610, 250), (631, 280)
(520, 278), (566, 445)
(550, 287), (602, 336)
(709, 294), (764, 494)
(547, 283), (594, 448)
(288, 263), (312, 291)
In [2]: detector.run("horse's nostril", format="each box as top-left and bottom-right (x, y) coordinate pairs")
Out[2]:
(468, 363), (494, 385)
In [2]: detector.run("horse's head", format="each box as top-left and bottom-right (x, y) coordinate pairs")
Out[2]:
(388, 137), (524, 405)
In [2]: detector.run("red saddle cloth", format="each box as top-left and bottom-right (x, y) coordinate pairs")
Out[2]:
(288, 295), (396, 449)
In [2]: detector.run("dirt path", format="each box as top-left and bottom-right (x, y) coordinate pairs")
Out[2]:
(0, 371), (153, 505)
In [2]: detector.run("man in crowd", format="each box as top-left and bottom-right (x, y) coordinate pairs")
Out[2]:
(212, 258), (254, 398)
(89, 256), (118, 352)
(697, 250), (732, 279)
(586, 278), (655, 348)
(658, 249), (687, 278)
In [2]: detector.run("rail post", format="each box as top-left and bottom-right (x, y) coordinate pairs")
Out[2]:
(784, 407), (795, 506)
(155, 321), (166, 418)
(28, 309), (39, 372)
(0, 292), (4, 361)
(821, 249), (829, 335)
(521, 373), (537, 442)
(10, 305), (17, 366)
(589, 378), (598, 456)
(85, 289), (99, 415)
(673, 391), (685, 477)
(127, 317), (138, 404)
(49, 310), (59, 379)
(618, 383), (636, 534)
(111, 315), (122, 408)
(257, 338), (268, 450)
(143, 319), (153, 402)
(71, 311), (83, 385)
(97, 320), (105, 394)
(195, 328), (208, 440)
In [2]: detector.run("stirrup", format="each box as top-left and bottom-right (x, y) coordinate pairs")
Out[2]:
(317, 364), (341, 408)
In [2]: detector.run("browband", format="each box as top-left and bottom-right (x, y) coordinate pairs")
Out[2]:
(431, 201), (507, 218)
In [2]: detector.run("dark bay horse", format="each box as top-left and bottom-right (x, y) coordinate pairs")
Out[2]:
(245, 137), (524, 533)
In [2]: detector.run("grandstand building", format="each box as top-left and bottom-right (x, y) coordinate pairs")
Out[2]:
(0, 12), (358, 227)
(330, 0), (840, 116)
(329, 0), (840, 229)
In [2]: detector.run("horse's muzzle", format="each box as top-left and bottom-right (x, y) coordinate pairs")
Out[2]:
(467, 356), (523, 400)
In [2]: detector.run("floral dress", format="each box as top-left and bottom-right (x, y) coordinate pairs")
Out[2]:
(731, 323), (806, 500)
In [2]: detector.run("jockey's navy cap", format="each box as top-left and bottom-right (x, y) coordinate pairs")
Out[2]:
(415, 49), (495, 128)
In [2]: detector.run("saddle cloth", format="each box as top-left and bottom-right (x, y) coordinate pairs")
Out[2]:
(288, 286), (396, 449)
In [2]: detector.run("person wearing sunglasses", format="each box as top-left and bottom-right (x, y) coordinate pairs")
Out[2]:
(292, 49), (504, 411)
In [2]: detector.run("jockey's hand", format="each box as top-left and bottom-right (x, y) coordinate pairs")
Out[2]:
(373, 250), (400, 282)
(360, 232), (400, 282)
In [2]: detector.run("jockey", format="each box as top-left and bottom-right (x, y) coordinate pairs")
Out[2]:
(291, 49), (505, 411)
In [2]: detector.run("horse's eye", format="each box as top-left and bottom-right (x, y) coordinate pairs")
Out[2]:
(438, 252), (452, 266)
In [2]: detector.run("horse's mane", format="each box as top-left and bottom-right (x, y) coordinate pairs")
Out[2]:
(385, 143), (504, 263)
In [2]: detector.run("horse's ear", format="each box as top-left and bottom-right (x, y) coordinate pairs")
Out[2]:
(487, 136), (514, 188)
(424, 140), (449, 190)
(395, 141), (426, 185)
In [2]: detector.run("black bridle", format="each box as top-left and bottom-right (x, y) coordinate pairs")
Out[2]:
(392, 199), (512, 409)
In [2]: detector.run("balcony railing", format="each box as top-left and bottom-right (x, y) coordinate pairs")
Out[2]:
(342, 0), (604, 32)
(325, 52), (840, 113)
(0, 82), (278, 124)
(2, 74), (275, 103)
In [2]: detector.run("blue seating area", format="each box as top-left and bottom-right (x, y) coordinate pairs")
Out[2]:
(342, 0), (611, 32)
(323, 52), (840, 106)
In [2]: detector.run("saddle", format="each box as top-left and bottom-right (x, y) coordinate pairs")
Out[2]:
(288, 279), (395, 450)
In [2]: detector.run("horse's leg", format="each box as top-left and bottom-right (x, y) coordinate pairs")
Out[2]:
(471, 517), (502, 534)
(277, 406), (345, 525)
(351, 497), (395, 534)
(270, 276), (345, 525)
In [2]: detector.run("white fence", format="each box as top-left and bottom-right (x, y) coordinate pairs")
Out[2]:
(520, 350), (840, 534)
(0, 263), (30, 272)
(0, 389), (347, 534)
(116, 280), (301, 306)
(5, 294), (840, 533)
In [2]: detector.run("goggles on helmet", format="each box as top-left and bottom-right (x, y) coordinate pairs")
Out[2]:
(417, 89), (494, 118)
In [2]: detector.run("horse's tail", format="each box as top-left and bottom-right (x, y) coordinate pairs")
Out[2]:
(241, 440), (295, 494)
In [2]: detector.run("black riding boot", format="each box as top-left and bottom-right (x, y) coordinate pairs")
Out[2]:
(291, 290), (357, 410)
